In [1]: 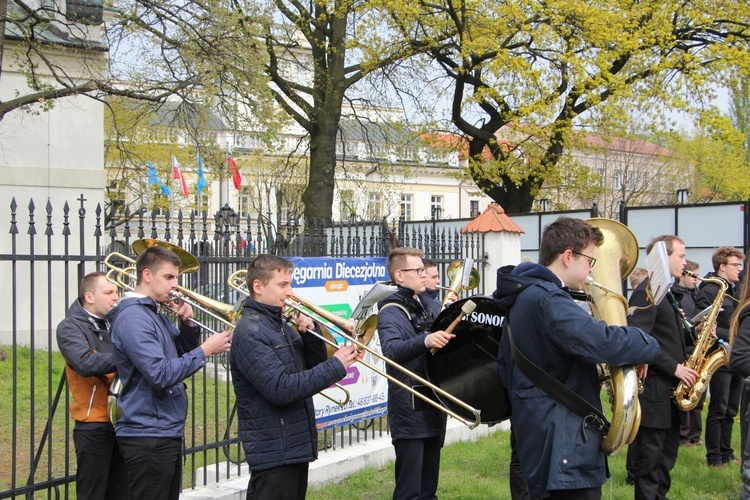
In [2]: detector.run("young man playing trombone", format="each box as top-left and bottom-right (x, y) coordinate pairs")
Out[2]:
(230, 254), (357, 500)
(110, 246), (232, 500)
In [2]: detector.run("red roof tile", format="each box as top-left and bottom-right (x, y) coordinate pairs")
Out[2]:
(461, 203), (526, 234)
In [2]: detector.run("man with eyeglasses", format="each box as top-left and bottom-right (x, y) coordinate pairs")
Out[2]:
(494, 217), (659, 499)
(377, 247), (455, 499)
(696, 246), (746, 468)
(627, 235), (700, 498)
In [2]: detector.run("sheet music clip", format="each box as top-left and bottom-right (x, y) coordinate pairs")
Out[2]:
(646, 241), (672, 306)
(351, 282), (398, 320)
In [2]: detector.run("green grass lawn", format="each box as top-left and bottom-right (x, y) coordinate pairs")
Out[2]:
(1, 345), (745, 499)
(309, 418), (744, 499)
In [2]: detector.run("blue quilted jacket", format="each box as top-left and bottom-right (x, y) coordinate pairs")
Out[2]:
(230, 298), (346, 472)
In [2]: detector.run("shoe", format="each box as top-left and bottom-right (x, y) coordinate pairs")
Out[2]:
(680, 439), (692, 447)
(723, 458), (741, 466)
(708, 462), (723, 468)
(692, 439), (705, 446)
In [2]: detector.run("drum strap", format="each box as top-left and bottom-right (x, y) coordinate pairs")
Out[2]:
(506, 319), (610, 436)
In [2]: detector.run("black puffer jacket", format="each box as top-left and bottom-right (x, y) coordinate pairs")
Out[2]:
(377, 286), (447, 441)
(230, 298), (346, 472)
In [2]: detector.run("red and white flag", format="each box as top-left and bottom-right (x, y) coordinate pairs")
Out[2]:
(228, 156), (242, 190)
(172, 155), (189, 197)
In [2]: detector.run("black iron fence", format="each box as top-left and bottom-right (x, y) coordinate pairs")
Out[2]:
(0, 196), (486, 499)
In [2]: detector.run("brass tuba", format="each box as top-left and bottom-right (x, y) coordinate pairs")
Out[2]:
(584, 218), (642, 455)
(672, 270), (729, 411)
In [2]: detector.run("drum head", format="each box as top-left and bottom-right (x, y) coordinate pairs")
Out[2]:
(425, 296), (511, 424)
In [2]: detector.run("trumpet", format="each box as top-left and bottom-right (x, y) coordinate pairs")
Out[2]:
(228, 270), (482, 428)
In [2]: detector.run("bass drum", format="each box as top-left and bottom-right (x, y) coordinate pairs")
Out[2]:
(425, 296), (511, 424)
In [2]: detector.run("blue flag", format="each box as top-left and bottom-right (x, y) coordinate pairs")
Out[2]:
(197, 154), (207, 196)
(147, 161), (172, 196)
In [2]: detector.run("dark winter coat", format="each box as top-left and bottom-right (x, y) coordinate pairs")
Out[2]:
(494, 263), (659, 498)
(230, 298), (347, 472)
(377, 286), (447, 442)
(56, 299), (117, 426)
(109, 294), (205, 438)
(419, 288), (442, 323)
(628, 278), (690, 429)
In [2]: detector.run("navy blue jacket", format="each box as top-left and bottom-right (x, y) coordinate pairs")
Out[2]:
(230, 298), (347, 472)
(377, 286), (447, 442)
(109, 294), (205, 438)
(494, 263), (659, 498)
(419, 288), (442, 323)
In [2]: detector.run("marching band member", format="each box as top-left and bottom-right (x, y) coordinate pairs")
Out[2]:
(56, 271), (129, 500)
(494, 217), (659, 499)
(627, 235), (698, 499)
(110, 246), (232, 500)
(230, 254), (357, 500)
(377, 247), (454, 499)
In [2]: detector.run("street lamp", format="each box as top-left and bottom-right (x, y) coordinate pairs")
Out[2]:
(215, 203), (238, 235)
(677, 189), (690, 204)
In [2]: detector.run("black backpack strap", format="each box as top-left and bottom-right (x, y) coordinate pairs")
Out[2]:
(379, 301), (426, 333)
(506, 318), (610, 435)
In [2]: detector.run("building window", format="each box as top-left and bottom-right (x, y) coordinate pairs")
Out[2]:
(401, 194), (412, 221)
(470, 200), (479, 218)
(339, 190), (354, 221)
(431, 195), (443, 219)
(367, 192), (382, 220)
(238, 188), (252, 218)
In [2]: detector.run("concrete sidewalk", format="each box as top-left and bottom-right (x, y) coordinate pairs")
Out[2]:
(181, 419), (509, 499)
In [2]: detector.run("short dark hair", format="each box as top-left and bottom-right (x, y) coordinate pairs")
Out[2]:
(387, 247), (424, 281)
(645, 235), (684, 256)
(685, 260), (699, 272)
(246, 254), (294, 298)
(135, 246), (182, 285)
(538, 217), (604, 266)
(79, 271), (107, 301)
(422, 259), (437, 269)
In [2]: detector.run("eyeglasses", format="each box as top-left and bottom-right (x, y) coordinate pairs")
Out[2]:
(572, 250), (597, 268)
(399, 267), (427, 275)
(726, 263), (744, 268)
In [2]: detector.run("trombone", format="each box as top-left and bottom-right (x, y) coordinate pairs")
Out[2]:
(228, 270), (483, 429)
(103, 239), (349, 407)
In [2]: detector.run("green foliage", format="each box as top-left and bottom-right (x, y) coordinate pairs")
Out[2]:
(382, 0), (750, 212)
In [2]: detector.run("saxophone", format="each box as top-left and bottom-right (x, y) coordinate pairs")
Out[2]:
(672, 270), (729, 411)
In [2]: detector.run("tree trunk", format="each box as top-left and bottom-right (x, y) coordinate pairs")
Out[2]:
(302, 119), (339, 222)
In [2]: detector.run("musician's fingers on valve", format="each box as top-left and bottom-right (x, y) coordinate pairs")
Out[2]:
(637, 363), (649, 379)
(294, 313), (315, 333)
(201, 330), (233, 356)
(172, 297), (195, 325)
(333, 344), (358, 368)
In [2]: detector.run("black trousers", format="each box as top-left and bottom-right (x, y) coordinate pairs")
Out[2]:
(246, 462), (309, 500)
(633, 409), (680, 500)
(509, 428), (530, 500)
(706, 368), (742, 465)
(117, 436), (183, 500)
(679, 392), (705, 443)
(73, 425), (129, 500)
(393, 436), (443, 500)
